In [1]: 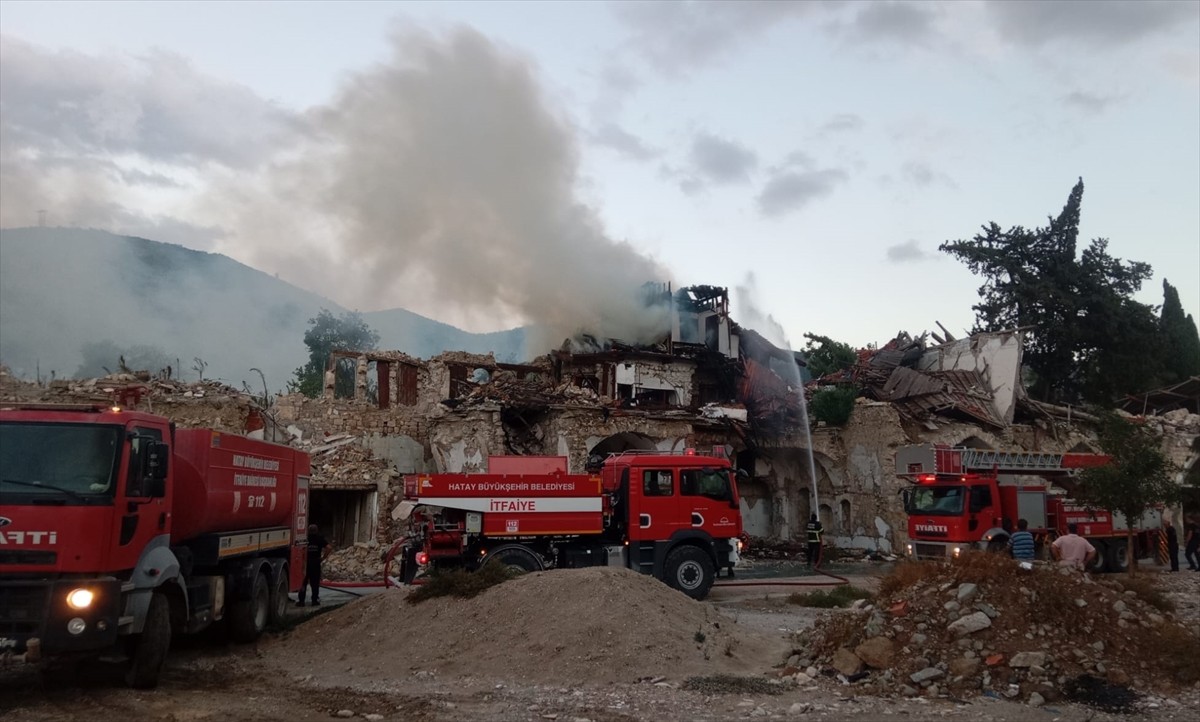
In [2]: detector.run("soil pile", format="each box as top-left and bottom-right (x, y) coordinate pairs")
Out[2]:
(268, 567), (786, 685)
(797, 553), (1198, 705)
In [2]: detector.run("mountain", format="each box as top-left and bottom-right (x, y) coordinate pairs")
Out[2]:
(0, 228), (525, 391)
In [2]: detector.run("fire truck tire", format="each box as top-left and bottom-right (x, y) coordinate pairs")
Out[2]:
(125, 593), (171, 689)
(665, 545), (715, 600)
(229, 570), (270, 643)
(1087, 540), (1108, 574)
(486, 545), (543, 573)
(1106, 540), (1129, 573)
(986, 537), (1009, 554)
(268, 567), (289, 628)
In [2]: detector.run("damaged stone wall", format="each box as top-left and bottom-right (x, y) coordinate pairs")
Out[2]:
(612, 357), (697, 407)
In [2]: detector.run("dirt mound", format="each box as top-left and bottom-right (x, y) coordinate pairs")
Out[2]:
(267, 567), (786, 685)
(798, 553), (1198, 706)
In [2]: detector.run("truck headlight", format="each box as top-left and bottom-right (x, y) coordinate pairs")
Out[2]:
(952, 547), (961, 558)
(736, 538), (744, 553)
(906, 543), (913, 555)
(66, 588), (94, 610)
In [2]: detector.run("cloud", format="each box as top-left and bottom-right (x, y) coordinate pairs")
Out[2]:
(844, 1), (940, 44)
(0, 34), (291, 236)
(688, 132), (758, 184)
(757, 168), (848, 217)
(985, 0), (1197, 47)
(1061, 90), (1121, 113)
(886, 239), (929, 263)
(819, 113), (865, 134)
(611, 1), (817, 74)
(589, 122), (660, 161)
(901, 160), (955, 188)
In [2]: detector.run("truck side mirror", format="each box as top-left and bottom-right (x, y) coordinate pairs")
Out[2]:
(146, 441), (169, 483)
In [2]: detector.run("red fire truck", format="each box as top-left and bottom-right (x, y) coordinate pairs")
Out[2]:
(0, 403), (311, 687)
(397, 451), (744, 599)
(895, 444), (1162, 572)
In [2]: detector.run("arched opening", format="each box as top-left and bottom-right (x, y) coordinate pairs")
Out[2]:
(819, 503), (833, 531)
(958, 436), (993, 450)
(839, 499), (852, 534)
(588, 432), (657, 458)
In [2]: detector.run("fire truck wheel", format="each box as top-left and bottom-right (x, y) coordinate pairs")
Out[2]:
(665, 545), (715, 600)
(268, 568), (289, 628)
(125, 593), (171, 689)
(1106, 540), (1129, 573)
(229, 571), (270, 643)
(486, 545), (543, 573)
(1087, 540), (1109, 574)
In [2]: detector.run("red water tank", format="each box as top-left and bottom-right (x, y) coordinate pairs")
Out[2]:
(170, 429), (305, 541)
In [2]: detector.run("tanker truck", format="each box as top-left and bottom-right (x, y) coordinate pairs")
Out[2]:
(396, 450), (744, 600)
(0, 403), (311, 687)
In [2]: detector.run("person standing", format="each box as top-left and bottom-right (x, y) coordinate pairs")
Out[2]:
(1164, 519), (1180, 572)
(1008, 519), (1036, 561)
(297, 524), (329, 607)
(806, 513), (824, 568)
(1185, 523), (1200, 571)
(1051, 523), (1096, 571)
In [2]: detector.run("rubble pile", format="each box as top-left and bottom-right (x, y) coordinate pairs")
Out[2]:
(791, 553), (1199, 705)
(270, 567), (786, 685)
(323, 541), (385, 581)
(302, 433), (396, 488)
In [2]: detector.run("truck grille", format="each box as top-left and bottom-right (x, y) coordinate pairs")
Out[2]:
(0, 582), (50, 639)
(0, 550), (57, 565)
(914, 543), (948, 560)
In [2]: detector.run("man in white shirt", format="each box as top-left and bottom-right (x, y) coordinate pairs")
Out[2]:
(1051, 523), (1096, 570)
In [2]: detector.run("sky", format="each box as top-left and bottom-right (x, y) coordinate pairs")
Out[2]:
(1, 0), (1197, 351)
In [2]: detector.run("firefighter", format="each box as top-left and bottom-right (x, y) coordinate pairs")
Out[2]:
(806, 513), (824, 568)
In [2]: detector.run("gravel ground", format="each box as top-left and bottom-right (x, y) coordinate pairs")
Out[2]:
(3, 563), (1197, 721)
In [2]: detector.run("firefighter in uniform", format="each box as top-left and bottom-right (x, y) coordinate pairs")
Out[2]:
(806, 513), (824, 568)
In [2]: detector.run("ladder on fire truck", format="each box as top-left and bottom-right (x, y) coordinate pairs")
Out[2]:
(895, 444), (1110, 478)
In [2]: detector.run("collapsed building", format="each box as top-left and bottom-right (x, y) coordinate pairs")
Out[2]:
(4, 284), (1197, 576)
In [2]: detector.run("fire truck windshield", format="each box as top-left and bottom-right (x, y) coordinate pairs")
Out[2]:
(0, 422), (122, 504)
(905, 485), (965, 516)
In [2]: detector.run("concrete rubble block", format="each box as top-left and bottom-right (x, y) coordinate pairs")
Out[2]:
(909, 667), (944, 684)
(949, 656), (980, 678)
(1009, 651), (1048, 668)
(947, 611), (992, 636)
(975, 602), (999, 619)
(956, 583), (978, 603)
(832, 647), (865, 676)
(853, 637), (896, 670)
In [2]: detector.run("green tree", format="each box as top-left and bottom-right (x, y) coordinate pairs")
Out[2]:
(1074, 411), (1179, 575)
(291, 309), (380, 397)
(940, 179), (1162, 405)
(802, 333), (857, 379)
(1160, 279), (1200, 383)
(808, 386), (858, 426)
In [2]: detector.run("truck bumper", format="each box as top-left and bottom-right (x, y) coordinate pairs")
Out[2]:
(0, 578), (122, 658)
(904, 541), (969, 560)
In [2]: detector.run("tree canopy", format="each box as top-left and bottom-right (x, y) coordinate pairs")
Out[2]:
(802, 333), (857, 380)
(1160, 279), (1200, 383)
(940, 179), (1166, 405)
(1074, 411), (1178, 574)
(291, 309), (380, 397)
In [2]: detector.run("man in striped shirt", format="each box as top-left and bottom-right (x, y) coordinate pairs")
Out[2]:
(1008, 519), (1036, 561)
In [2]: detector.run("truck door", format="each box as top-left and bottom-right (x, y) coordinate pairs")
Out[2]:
(290, 474), (310, 590)
(628, 467), (683, 542)
(110, 426), (171, 572)
(680, 467), (741, 540)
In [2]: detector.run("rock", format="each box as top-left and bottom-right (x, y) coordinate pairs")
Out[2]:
(1029, 692), (1045, 707)
(806, 666), (819, 678)
(910, 667), (945, 684)
(832, 648), (864, 676)
(985, 654), (1005, 666)
(901, 685), (919, 697)
(975, 602), (999, 619)
(949, 657), (980, 677)
(947, 611), (992, 636)
(926, 684), (940, 698)
(1092, 641), (1105, 652)
(787, 654), (800, 667)
(850, 598), (871, 611)
(363, 716), (384, 722)
(1113, 600), (1128, 613)
(854, 637), (896, 670)
(1107, 669), (1131, 686)
(1074, 598), (1087, 608)
(864, 611), (886, 638)
(943, 600), (961, 612)
(910, 633), (928, 646)
(1148, 613), (1165, 625)
(788, 702), (810, 714)
(957, 583), (978, 603)
(1009, 651), (1048, 668)
(335, 712), (354, 719)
